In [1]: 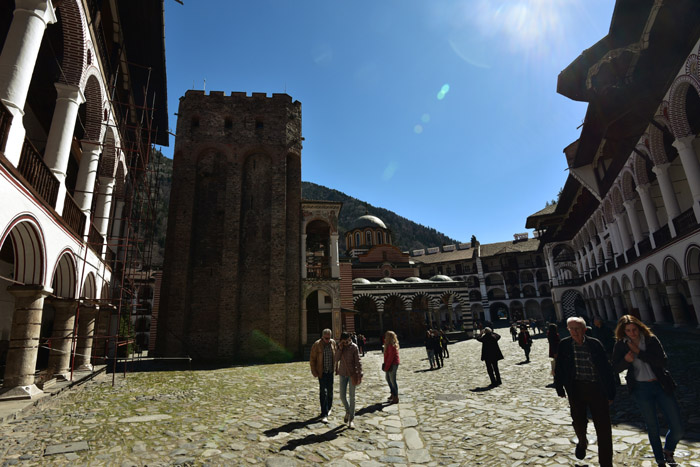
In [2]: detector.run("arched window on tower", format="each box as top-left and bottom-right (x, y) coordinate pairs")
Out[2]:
(366, 231), (372, 246)
(355, 232), (361, 247)
(376, 232), (382, 244)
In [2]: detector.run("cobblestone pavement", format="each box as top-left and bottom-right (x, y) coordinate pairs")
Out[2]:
(1, 327), (699, 466)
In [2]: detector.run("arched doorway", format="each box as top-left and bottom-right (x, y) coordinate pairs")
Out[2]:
(355, 296), (379, 340)
(561, 290), (586, 319)
(383, 295), (408, 341)
(306, 289), (333, 341)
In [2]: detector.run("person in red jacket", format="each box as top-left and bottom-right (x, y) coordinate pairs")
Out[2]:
(383, 330), (400, 404)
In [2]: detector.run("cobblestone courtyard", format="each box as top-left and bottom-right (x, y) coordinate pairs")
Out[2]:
(1, 327), (699, 466)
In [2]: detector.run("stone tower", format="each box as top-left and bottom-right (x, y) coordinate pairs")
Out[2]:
(156, 90), (302, 362)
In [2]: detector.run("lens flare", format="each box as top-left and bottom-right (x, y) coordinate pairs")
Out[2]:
(437, 84), (450, 100)
(414, 124), (424, 134)
(421, 113), (431, 123)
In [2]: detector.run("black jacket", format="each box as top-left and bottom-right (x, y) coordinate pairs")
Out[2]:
(554, 336), (616, 401)
(476, 332), (504, 362)
(611, 335), (675, 394)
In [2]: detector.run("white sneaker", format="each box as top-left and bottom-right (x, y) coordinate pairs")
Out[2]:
(348, 420), (355, 429)
(321, 416), (328, 423)
(327, 408), (332, 416)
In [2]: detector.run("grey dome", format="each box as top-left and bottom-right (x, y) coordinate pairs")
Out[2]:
(378, 277), (397, 283)
(429, 275), (454, 282)
(353, 278), (371, 284)
(351, 215), (387, 230)
(404, 277), (423, 282)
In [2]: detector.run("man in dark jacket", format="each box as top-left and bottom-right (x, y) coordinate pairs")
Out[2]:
(554, 317), (616, 467)
(475, 327), (503, 386)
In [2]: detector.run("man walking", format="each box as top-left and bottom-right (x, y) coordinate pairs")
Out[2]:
(554, 317), (616, 466)
(310, 328), (337, 423)
(475, 327), (503, 386)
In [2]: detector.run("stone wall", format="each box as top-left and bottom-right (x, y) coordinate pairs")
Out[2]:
(156, 91), (302, 362)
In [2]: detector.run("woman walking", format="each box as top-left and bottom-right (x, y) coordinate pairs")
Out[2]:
(612, 315), (683, 466)
(335, 332), (363, 429)
(383, 330), (400, 404)
(518, 326), (533, 362)
(475, 327), (503, 386)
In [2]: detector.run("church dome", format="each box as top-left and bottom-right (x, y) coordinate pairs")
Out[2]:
(378, 277), (397, 283)
(351, 215), (387, 230)
(404, 277), (423, 282)
(429, 275), (454, 282)
(353, 278), (371, 284)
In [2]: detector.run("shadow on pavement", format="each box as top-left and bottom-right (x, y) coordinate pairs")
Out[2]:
(355, 402), (385, 416)
(263, 416), (321, 437)
(470, 386), (496, 392)
(280, 425), (346, 451)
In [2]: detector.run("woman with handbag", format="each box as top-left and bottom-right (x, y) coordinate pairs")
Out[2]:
(335, 332), (363, 428)
(612, 315), (684, 466)
(383, 330), (400, 404)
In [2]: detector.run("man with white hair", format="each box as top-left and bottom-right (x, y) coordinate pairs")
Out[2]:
(310, 328), (337, 423)
(554, 317), (616, 467)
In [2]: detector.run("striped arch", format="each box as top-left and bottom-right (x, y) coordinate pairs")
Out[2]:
(114, 159), (127, 198)
(81, 272), (97, 299)
(353, 293), (379, 308)
(50, 249), (77, 298)
(381, 293), (410, 309)
(0, 215), (46, 285)
(99, 127), (118, 178)
(82, 70), (105, 143)
(602, 199), (615, 224)
(668, 74), (700, 138)
(621, 169), (637, 201)
(57, 0), (87, 87)
(100, 280), (110, 300)
(632, 148), (651, 186)
(611, 186), (624, 214)
(648, 112), (673, 165)
(594, 211), (604, 233)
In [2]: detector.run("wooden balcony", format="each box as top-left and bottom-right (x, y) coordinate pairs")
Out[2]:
(62, 192), (86, 237)
(17, 139), (60, 206)
(0, 101), (12, 152)
(306, 265), (332, 279)
(88, 222), (103, 254)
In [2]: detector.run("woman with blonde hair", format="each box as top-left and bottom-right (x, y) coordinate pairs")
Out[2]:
(612, 315), (683, 466)
(383, 330), (400, 404)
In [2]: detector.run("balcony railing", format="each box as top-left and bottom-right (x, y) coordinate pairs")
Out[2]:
(88, 222), (103, 253)
(673, 208), (698, 237)
(653, 225), (672, 249)
(0, 101), (12, 152)
(18, 140), (59, 206)
(306, 265), (332, 279)
(637, 237), (652, 256)
(626, 246), (637, 262)
(62, 192), (86, 237)
(558, 277), (584, 286)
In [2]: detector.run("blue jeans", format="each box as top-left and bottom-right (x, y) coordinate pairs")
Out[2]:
(339, 375), (356, 419)
(427, 349), (435, 368)
(385, 364), (398, 396)
(319, 372), (333, 416)
(632, 381), (684, 463)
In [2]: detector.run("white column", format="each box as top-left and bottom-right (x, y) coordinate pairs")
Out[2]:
(300, 233), (307, 279)
(610, 222), (623, 259)
(647, 286), (666, 323)
(614, 214), (633, 254)
(652, 163), (681, 237)
(672, 136), (700, 222)
(632, 287), (652, 323)
(636, 183), (659, 247)
(0, 0), (57, 165)
(74, 142), (101, 235)
(623, 200), (643, 255)
(685, 275), (700, 328)
(94, 176), (115, 238)
(533, 273), (539, 296)
(43, 83), (85, 214)
(330, 233), (340, 279)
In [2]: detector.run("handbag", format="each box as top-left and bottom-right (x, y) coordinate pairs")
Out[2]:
(381, 362), (386, 371)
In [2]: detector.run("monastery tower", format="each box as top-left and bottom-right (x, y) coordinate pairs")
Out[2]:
(156, 91), (302, 361)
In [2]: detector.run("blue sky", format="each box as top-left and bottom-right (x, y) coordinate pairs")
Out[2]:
(161, 0), (615, 245)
